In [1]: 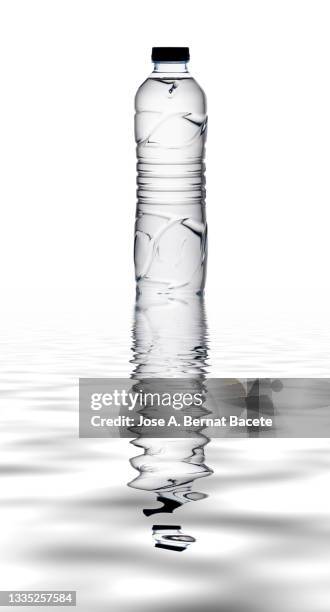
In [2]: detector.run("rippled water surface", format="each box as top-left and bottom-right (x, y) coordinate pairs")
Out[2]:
(1, 295), (330, 611)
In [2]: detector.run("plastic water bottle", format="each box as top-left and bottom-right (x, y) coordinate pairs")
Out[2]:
(134, 47), (207, 295)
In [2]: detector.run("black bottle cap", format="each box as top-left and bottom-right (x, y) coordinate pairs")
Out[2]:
(151, 47), (190, 62)
(155, 543), (185, 552)
(152, 525), (181, 530)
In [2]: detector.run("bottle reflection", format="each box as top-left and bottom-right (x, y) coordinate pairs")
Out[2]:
(128, 292), (212, 550)
(131, 292), (209, 378)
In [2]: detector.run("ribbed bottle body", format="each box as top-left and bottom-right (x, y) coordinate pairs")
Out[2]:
(134, 71), (207, 294)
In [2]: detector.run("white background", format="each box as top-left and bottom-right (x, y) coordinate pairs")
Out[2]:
(0, 0), (330, 332)
(1, 6), (330, 608)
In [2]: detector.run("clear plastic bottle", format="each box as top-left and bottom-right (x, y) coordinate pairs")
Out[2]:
(134, 47), (207, 295)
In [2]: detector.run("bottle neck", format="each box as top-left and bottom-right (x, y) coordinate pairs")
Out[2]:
(152, 61), (189, 74)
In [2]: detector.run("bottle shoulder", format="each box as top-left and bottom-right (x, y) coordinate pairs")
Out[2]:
(135, 74), (207, 113)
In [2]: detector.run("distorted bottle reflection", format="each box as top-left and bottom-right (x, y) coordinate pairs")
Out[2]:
(128, 292), (212, 551)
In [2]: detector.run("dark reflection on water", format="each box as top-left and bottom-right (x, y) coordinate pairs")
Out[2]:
(129, 293), (212, 549)
(127, 295), (291, 550)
